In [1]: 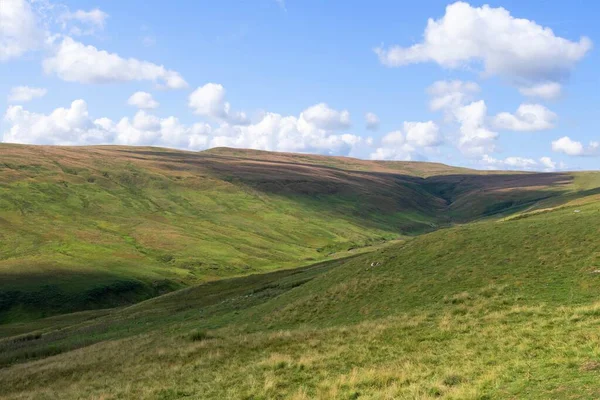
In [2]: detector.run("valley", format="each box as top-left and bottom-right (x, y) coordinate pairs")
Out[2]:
(1, 145), (600, 398)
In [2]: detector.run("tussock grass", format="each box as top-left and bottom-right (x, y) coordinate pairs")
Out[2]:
(188, 330), (212, 342)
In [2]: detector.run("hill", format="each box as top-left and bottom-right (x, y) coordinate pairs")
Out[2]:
(0, 144), (596, 322)
(2, 188), (600, 398)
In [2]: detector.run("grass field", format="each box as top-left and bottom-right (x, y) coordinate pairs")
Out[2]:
(0, 144), (447, 321)
(2, 185), (600, 398)
(3, 144), (593, 322)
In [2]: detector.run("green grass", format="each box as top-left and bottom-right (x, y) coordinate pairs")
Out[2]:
(3, 144), (594, 322)
(4, 143), (600, 323)
(2, 191), (600, 398)
(0, 145), (444, 321)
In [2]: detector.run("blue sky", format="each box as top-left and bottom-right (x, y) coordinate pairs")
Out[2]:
(0, 0), (598, 171)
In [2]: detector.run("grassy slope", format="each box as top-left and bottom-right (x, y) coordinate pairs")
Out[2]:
(0, 145), (445, 321)
(0, 144), (595, 322)
(2, 192), (600, 398)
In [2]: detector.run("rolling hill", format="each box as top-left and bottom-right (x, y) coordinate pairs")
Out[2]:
(1, 182), (600, 398)
(0, 144), (597, 322)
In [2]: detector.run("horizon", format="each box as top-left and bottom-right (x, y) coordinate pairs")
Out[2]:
(1, 0), (598, 173)
(4, 142), (594, 173)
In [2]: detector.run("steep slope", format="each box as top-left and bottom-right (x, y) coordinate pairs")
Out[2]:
(2, 191), (600, 399)
(0, 144), (593, 321)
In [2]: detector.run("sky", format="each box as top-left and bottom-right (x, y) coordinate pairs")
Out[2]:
(0, 0), (598, 171)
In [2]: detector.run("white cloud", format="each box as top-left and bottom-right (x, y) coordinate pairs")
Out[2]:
(375, 2), (592, 89)
(552, 136), (599, 156)
(3, 100), (112, 145)
(454, 100), (497, 156)
(370, 121), (440, 160)
(188, 83), (249, 125)
(369, 144), (416, 161)
(59, 8), (108, 36)
(372, 129), (415, 161)
(43, 37), (187, 89)
(128, 91), (159, 109)
(427, 80), (480, 111)
(482, 154), (563, 171)
(7, 86), (47, 103)
(2, 99), (211, 149)
(493, 104), (557, 132)
(365, 112), (379, 131)
(539, 156), (561, 172)
(111, 111), (211, 149)
(2, 99), (366, 157)
(503, 156), (537, 169)
(0, 0), (45, 61)
(208, 111), (361, 155)
(518, 82), (562, 100)
(381, 130), (404, 145)
(300, 103), (351, 130)
(481, 154), (537, 170)
(403, 121), (441, 147)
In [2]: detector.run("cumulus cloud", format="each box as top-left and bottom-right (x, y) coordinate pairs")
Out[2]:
(539, 156), (559, 172)
(209, 114), (361, 155)
(369, 145), (416, 161)
(375, 2), (592, 90)
(128, 91), (159, 109)
(2, 99), (212, 149)
(109, 111), (212, 149)
(518, 82), (562, 100)
(371, 129), (415, 161)
(453, 100), (497, 156)
(365, 112), (379, 131)
(427, 80), (480, 112)
(427, 80), (504, 156)
(380, 130), (405, 146)
(404, 121), (441, 147)
(300, 103), (351, 130)
(7, 86), (47, 103)
(0, 0), (45, 61)
(552, 136), (599, 156)
(481, 154), (537, 170)
(482, 154), (562, 171)
(59, 8), (108, 36)
(3, 100), (112, 145)
(370, 121), (441, 160)
(188, 83), (249, 125)
(427, 80), (560, 155)
(2, 99), (365, 156)
(493, 104), (557, 132)
(43, 37), (187, 89)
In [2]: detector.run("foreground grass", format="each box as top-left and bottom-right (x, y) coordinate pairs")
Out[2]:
(2, 192), (600, 398)
(3, 288), (600, 399)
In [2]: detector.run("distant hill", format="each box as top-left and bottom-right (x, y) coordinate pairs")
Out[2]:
(0, 144), (597, 321)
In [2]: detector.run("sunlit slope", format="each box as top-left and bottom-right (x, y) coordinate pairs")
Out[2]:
(0, 144), (441, 321)
(2, 191), (600, 398)
(0, 143), (596, 321)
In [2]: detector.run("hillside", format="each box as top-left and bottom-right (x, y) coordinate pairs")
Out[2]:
(2, 189), (600, 398)
(0, 144), (596, 322)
